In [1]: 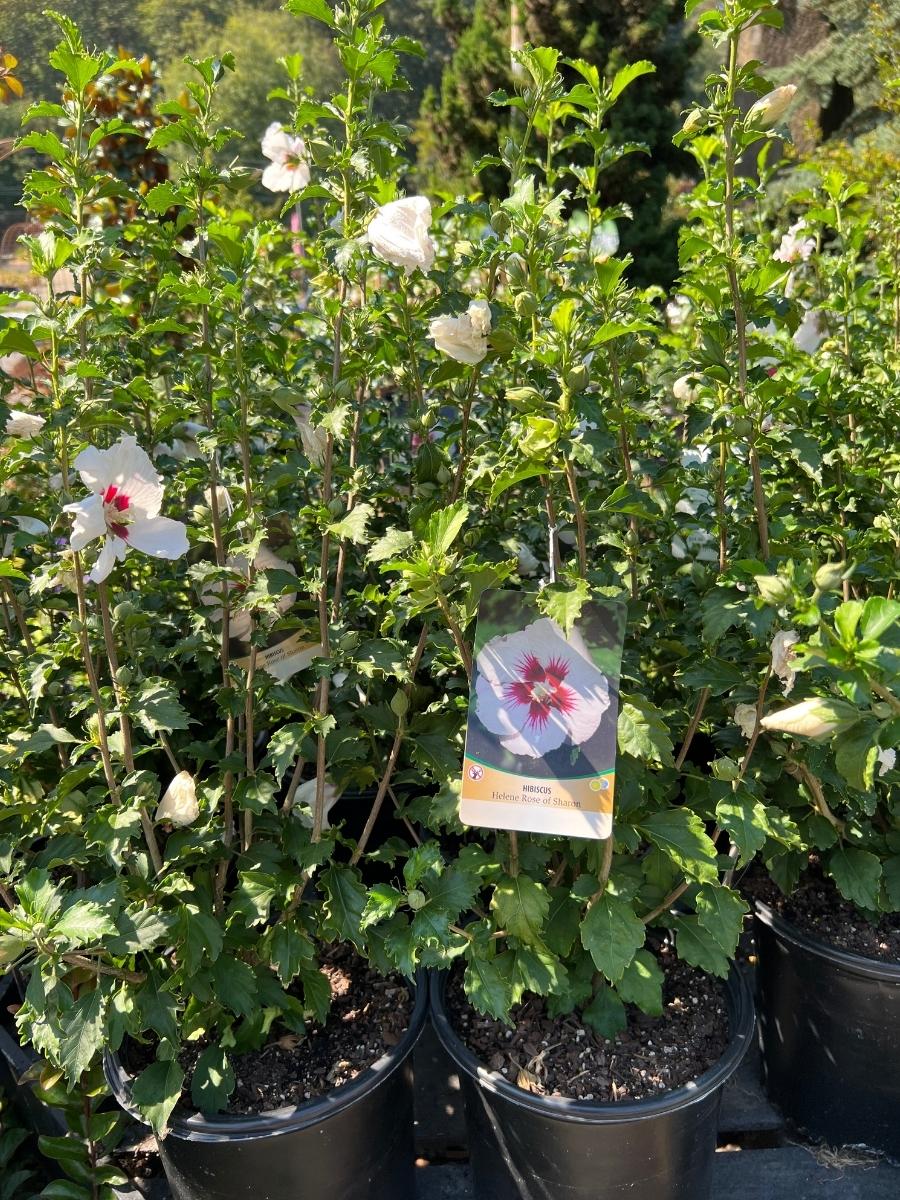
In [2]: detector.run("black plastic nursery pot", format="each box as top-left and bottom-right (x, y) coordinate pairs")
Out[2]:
(429, 966), (755, 1200)
(104, 972), (427, 1200)
(754, 900), (900, 1160)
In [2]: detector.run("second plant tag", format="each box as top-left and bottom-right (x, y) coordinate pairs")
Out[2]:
(459, 590), (625, 840)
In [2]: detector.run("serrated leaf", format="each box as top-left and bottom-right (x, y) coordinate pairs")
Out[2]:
(544, 887), (581, 958)
(53, 901), (117, 949)
(298, 963), (331, 1023)
(491, 875), (549, 947)
(131, 1059), (184, 1137)
(618, 697), (674, 766)
(190, 1043), (234, 1115)
(463, 955), (512, 1021)
(536, 580), (590, 637)
(327, 502), (374, 545)
(211, 955), (258, 1017)
(675, 916), (730, 977)
(615, 948), (664, 1015)
(320, 865), (366, 948)
(360, 883), (404, 930)
(425, 502), (469, 555)
(638, 809), (718, 883)
(827, 846), (882, 910)
(582, 983), (626, 1037)
(59, 987), (106, 1080)
(580, 892), (645, 982)
(715, 796), (771, 862)
(695, 884), (747, 960)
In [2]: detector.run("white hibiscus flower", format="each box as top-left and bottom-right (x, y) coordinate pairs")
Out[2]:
(260, 122), (310, 193)
(428, 299), (492, 364)
(367, 197), (435, 274)
(475, 618), (610, 758)
(293, 777), (341, 829)
(774, 219), (815, 265)
(878, 748), (896, 777)
(156, 771), (200, 827)
(734, 703), (758, 740)
(63, 435), (189, 584)
(5, 410), (46, 438)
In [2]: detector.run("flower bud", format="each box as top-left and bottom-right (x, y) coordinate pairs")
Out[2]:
(760, 697), (858, 739)
(490, 209), (511, 236)
(514, 292), (539, 317)
(565, 363), (590, 391)
(814, 562), (845, 592)
(155, 771), (200, 828)
(504, 253), (528, 287)
(745, 85), (797, 130)
(407, 889), (427, 910)
(681, 108), (705, 134)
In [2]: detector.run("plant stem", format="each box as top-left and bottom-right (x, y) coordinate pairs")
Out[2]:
(674, 687), (710, 771)
(508, 831), (520, 877)
(351, 624), (428, 864)
(62, 953), (146, 984)
(97, 583), (163, 874)
(564, 461), (588, 576)
(435, 591), (473, 680)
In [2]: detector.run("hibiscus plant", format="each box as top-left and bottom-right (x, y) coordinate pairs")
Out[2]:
(0, 0), (897, 1140)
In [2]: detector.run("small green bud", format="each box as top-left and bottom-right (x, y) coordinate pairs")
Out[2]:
(327, 498), (344, 517)
(407, 889), (427, 910)
(681, 108), (705, 134)
(114, 601), (137, 621)
(505, 253), (528, 287)
(116, 666), (133, 686)
(814, 562), (845, 592)
(755, 574), (793, 606)
(419, 407), (438, 431)
(564, 363), (590, 390)
(490, 209), (510, 236)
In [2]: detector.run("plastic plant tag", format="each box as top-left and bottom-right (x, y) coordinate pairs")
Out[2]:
(233, 631), (323, 682)
(459, 590), (625, 839)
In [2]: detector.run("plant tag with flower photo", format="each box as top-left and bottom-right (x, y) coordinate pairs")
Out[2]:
(460, 591), (626, 839)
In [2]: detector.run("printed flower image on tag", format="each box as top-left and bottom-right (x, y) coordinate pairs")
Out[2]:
(460, 590), (625, 840)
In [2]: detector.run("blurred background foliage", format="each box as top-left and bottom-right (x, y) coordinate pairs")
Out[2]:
(1, 0), (899, 286)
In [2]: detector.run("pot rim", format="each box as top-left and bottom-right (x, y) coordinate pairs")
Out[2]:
(753, 899), (900, 982)
(104, 967), (427, 1143)
(428, 961), (754, 1125)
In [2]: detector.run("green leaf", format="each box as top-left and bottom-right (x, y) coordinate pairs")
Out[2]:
(834, 723), (879, 793)
(679, 658), (745, 696)
(320, 865), (366, 948)
(136, 972), (179, 1041)
(59, 987), (107, 1080)
(190, 1043), (234, 1115)
(425, 502), (469, 555)
(544, 887), (581, 958)
(360, 883), (404, 930)
(491, 875), (550, 947)
(618, 696), (674, 766)
(882, 856), (900, 909)
(463, 955), (512, 1021)
(39, 1182), (91, 1200)
(298, 963), (331, 1023)
(859, 596), (900, 642)
(53, 901), (117, 949)
(368, 528), (414, 564)
(715, 796), (772, 862)
(536, 579), (590, 637)
(512, 945), (566, 996)
(131, 1059), (184, 1136)
(695, 884), (747, 960)
(608, 59), (655, 101)
(212, 956), (258, 1018)
(582, 983), (626, 1037)
(675, 916), (730, 977)
(327, 502), (374, 545)
(827, 846), (882, 909)
(284, 0), (336, 26)
(181, 909), (223, 974)
(638, 809), (718, 883)
(268, 921), (313, 984)
(130, 681), (190, 737)
(615, 948), (663, 1015)
(580, 892), (645, 982)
